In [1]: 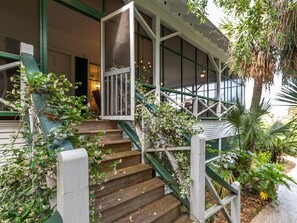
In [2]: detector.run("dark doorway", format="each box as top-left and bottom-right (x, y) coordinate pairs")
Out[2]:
(75, 57), (88, 98)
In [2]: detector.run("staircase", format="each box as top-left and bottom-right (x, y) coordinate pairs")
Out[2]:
(77, 120), (191, 223)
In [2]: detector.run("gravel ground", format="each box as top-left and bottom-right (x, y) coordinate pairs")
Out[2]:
(251, 156), (297, 223)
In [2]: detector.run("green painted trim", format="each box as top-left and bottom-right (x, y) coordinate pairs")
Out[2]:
(118, 121), (141, 151)
(135, 32), (152, 41)
(39, 0), (48, 74)
(45, 210), (63, 223)
(21, 52), (74, 151)
(206, 165), (238, 194)
(54, 0), (105, 21)
(102, 0), (106, 16)
(0, 111), (19, 117)
(195, 48), (197, 94)
(144, 153), (190, 210)
(141, 83), (221, 103)
(136, 90), (239, 203)
(0, 51), (21, 61)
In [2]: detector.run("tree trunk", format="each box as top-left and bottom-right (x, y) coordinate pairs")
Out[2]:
(251, 79), (263, 108)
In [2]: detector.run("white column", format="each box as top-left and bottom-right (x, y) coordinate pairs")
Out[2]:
(217, 58), (222, 117)
(57, 148), (89, 223)
(190, 131), (206, 223)
(231, 181), (241, 223)
(152, 15), (161, 101)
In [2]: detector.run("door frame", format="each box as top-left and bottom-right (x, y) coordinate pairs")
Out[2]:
(100, 2), (135, 120)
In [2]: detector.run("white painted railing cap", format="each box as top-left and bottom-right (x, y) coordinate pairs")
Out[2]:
(57, 148), (88, 163)
(20, 42), (34, 55)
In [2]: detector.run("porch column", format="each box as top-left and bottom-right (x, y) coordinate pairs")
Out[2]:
(217, 58), (222, 117)
(152, 15), (161, 101)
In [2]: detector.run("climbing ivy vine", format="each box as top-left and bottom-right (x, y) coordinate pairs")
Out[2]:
(135, 84), (203, 198)
(0, 71), (106, 222)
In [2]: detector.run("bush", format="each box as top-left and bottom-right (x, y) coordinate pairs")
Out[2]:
(238, 152), (296, 200)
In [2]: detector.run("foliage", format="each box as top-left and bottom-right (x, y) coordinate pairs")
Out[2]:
(0, 71), (105, 222)
(135, 84), (202, 198)
(238, 152), (296, 200)
(225, 100), (269, 154)
(256, 120), (297, 162)
(188, 0), (281, 84)
(212, 149), (296, 200)
(278, 79), (297, 106)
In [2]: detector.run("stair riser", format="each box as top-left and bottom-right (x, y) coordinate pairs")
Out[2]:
(103, 142), (131, 153)
(154, 206), (181, 223)
(99, 187), (165, 223)
(100, 155), (141, 170)
(78, 121), (117, 130)
(78, 131), (123, 141)
(91, 168), (152, 198)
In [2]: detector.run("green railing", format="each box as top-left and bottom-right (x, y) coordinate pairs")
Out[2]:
(20, 52), (74, 151)
(121, 91), (239, 211)
(140, 83), (235, 119)
(118, 118), (190, 210)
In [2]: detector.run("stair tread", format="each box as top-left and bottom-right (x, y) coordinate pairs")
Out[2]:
(114, 194), (180, 223)
(96, 178), (164, 212)
(103, 150), (141, 161)
(102, 139), (131, 145)
(173, 213), (192, 223)
(106, 164), (152, 181)
(78, 129), (122, 134)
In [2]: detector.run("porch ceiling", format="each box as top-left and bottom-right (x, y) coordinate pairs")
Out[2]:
(157, 0), (229, 53)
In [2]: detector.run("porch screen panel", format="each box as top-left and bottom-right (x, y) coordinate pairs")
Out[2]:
(0, 0), (39, 114)
(163, 49), (181, 90)
(0, 0), (40, 61)
(208, 70), (217, 99)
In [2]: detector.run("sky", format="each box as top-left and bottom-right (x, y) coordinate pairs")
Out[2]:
(206, 1), (289, 120)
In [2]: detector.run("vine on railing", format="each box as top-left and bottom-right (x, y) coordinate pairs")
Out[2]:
(135, 83), (203, 198)
(0, 70), (107, 222)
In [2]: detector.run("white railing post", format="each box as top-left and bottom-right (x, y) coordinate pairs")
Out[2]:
(57, 148), (89, 223)
(231, 181), (241, 223)
(190, 132), (206, 223)
(193, 97), (198, 117)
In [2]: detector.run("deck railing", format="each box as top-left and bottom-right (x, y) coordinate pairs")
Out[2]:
(132, 90), (241, 223)
(141, 83), (236, 119)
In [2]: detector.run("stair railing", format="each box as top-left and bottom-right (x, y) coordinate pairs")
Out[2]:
(133, 90), (241, 223)
(19, 43), (89, 223)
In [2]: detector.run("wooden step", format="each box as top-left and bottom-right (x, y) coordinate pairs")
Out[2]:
(91, 164), (152, 198)
(102, 139), (132, 153)
(114, 194), (181, 223)
(78, 129), (123, 140)
(78, 120), (117, 130)
(100, 150), (141, 170)
(97, 178), (165, 222)
(172, 213), (192, 223)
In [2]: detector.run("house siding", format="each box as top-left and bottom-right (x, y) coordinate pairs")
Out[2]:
(0, 120), (23, 165)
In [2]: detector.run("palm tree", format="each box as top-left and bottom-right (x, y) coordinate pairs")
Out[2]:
(257, 120), (297, 163)
(225, 100), (269, 172)
(188, 0), (297, 108)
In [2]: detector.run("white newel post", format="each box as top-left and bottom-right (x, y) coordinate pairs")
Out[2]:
(190, 131), (206, 223)
(57, 148), (89, 223)
(231, 181), (241, 223)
